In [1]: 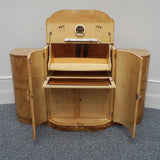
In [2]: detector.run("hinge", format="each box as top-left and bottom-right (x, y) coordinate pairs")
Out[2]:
(114, 53), (117, 59)
(110, 112), (113, 117)
(26, 90), (29, 101)
(29, 58), (31, 64)
(43, 52), (45, 58)
(46, 112), (49, 117)
(136, 93), (139, 100)
(31, 94), (34, 99)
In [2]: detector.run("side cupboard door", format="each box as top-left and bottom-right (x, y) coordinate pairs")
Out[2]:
(27, 46), (48, 139)
(113, 50), (142, 138)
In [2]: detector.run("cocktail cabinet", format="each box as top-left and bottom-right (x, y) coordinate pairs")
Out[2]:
(10, 10), (150, 139)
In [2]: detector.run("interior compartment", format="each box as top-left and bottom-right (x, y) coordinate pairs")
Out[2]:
(47, 88), (113, 121)
(48, 43), (111, 71)
(45, 39), (114, 128)
(51, 43), (109, 58)
(48, 71), (112, 77)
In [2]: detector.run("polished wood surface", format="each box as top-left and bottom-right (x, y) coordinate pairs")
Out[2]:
(113, 50), (143, 138)
(10, 48), (40, 124)
(48, 44), (111, 71)
(119, 49), (150, 123)
(48, 60), (111, 71)
(46, 88), (113, 132)
(47, 89), (79, 118)
(79, 89), (112, 119)
(46, 10), (114, 43)
(10, 48), (40, 56)
(10, 10), (150, 139)
(47, 89), (112, 118)
(10, 47), (150, 139)
(27, 49), (48, 139)
(52, 58), (109, 63)
(47, 119), (112, 132)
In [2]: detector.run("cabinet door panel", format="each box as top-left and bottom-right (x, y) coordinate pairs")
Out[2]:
(80, 89), (112, 119)
(113, 50), (142, 138)
(48, 88), (80, 118)
(28, 46), (48, 139)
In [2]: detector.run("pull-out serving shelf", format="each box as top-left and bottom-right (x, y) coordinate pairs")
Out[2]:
(43, 76), (116, 89)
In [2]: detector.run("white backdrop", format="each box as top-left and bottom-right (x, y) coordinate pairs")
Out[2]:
(0, 0), (160, 107)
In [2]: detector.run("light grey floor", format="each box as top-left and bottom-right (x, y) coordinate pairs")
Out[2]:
(0, 104), (160, 160)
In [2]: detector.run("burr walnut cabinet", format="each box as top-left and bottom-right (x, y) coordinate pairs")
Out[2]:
(10, 10), (150, 139)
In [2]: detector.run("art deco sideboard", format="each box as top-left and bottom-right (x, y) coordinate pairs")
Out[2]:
(10, 10), (150, 139)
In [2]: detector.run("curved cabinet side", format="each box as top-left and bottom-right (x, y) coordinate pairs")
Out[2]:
(10, 48), (40, 124)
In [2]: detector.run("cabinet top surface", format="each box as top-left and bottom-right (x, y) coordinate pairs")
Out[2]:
(118, 49), (150, 57)
(46, 10), (114, 44)
(10, 48), (40, 56)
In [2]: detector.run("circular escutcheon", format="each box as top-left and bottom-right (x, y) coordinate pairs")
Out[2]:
(75, 24), (85, 36)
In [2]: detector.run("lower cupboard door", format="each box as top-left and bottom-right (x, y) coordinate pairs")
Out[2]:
(27, 47), (48, 139)
(113, 50), (142, 138)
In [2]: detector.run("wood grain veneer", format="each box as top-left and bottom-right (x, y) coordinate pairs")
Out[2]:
(119, 49), (150, 124)
(10, 48), (40, 124)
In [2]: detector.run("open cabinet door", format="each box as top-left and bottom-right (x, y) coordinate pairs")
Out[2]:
(113, 50), (142, 138)
(27, 46), (48, 139)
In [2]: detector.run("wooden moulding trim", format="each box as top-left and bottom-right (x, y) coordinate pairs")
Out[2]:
(47, 118), (112, 132)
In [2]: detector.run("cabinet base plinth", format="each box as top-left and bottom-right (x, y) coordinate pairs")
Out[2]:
(47, 118), (112, 132)
(136, 117), (143, 124)
(17, 116), (32, 124)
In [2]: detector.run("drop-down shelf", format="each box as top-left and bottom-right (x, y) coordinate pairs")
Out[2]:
(48, 58), (111, 71)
